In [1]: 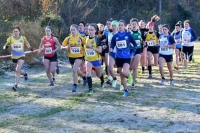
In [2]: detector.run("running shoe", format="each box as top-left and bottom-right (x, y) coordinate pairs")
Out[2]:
(128, 73), (133, 85)
(120, 85), (124, 91)
(24, 73), (28, 81)
(148, 74), (152, 79)
(185, 68), (189, 72)
(100, 82), (104, 90)
(56, 65), (60, 74)
(48, 81), (54, 86)
(160, 79), (165, 85)
(52, 78), (55, 82)
(12, 85), (17, 91)
(112, 79), (117, 88)
(72, 85), (77, 92)
(123, 90), (129, 97)
(170, 80), (174, 86)
(192, 58), (195, 63)
(87, 89), (93, 95)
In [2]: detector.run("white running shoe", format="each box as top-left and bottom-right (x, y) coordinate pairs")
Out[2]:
(120, 85), (124, 91)
(112, 80), (117, 88)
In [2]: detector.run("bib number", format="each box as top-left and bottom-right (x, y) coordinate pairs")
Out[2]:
(147, 41), (156, 46)
(12, 43), (23, 51)
(45, 47), (53, 54)
(86, 49), (95, 57)
(161, 48), (169, 51)
(116, 40), (127, 49)
(70, 47), (80, 54)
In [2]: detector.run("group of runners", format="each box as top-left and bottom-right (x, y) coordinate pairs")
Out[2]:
(2, 15), (198, 97)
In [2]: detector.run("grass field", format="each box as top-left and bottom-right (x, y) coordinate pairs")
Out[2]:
(0, 43), (200, 133)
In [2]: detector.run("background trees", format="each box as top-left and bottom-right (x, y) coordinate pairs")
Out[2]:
(0, 0), (199, 57)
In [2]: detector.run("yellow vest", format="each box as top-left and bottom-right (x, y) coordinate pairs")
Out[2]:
(7, 36), (26, 59)
(84, 36), (101, 61)
(62, 35), (85, 58)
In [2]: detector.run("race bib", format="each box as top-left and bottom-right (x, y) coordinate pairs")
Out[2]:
(86, 49), (95, 57)
(182, 31), (191, 40)
(135, 40), (141, 46)
(146, 41), (156, 46)
(12, 43), (23, 51)
(45, 47), (52, 54)
(160, 47), (169, 52)
(116, 40), (127, 49)
(70, 47), (80, 54)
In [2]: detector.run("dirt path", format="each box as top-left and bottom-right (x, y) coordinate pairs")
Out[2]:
(0, 44), (200, 133)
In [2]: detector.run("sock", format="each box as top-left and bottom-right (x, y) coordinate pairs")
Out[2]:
(82, 75), (86, 80)
(113, 77), (117, 80)
(73, 84), (77, 86)
(162, 77), (165, 80)
(105, 66), (108, 75)
(148, 65), (152, 75)
(100, 74), (104, 84)
(142, 66), (145, 71)
(87, 76), (92, 89)
(125, 89), (128, 92)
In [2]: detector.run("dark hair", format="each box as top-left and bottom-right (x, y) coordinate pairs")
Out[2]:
(13, 26), (21, 32)
(89, 23), (99, 35)
(78, 21), (86, 27)
(162, 24), (170, 30)
(151, 15), (160, 22)
(130, 18), (138, 23)
(184, 20), (190, 25)
(46, 26), (55, 36)
(46, 26), (53, 31)
(119, 19), (126, 25)
(175, 24), (180, 27)
(107, 18), (113, 22)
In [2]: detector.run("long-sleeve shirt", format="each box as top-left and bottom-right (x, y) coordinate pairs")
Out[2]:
(111, 31), (137, 58)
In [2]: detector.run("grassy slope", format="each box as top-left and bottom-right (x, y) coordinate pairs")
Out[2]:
(0, 43), (200, 133)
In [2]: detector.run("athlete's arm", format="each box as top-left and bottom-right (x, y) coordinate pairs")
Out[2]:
(110, 35), (116, 52)
(38, 38), (44, 54)
(190, 28), (197, 42)
(3, 42), (9, 50)
(53, 37), (61, 53)
(168, 36), (176, 49)
(25, 40), (33, 51)
(3, 37), (11, 50)
(91, 37), (102, 53)
(61, 37), (70, 50)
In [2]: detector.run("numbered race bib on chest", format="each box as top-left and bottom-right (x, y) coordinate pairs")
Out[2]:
(86, 49), (95, 57)
(70, 47), (81, 54)
(116, 40), (127, 49)
(12, 43), (23, 51)
(182, 31), (191, 40)
(160, 38), (169, 52)
(146, 41), (156, 46)
(45, 47), (53, 54)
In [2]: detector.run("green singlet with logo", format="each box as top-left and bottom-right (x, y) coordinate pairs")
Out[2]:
(130, 30), (142, 50)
